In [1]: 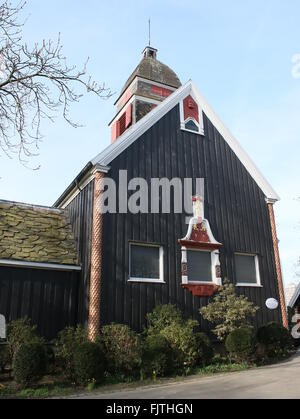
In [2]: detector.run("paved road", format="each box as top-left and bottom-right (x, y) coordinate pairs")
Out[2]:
(68, 353), (300, 399)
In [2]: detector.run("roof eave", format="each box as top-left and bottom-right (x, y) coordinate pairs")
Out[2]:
(288, 282), (300, 308)
(53, 162), (110, 209)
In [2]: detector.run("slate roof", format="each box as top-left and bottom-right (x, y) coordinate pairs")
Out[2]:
(120, 56), (182, 97)
(0, 201), (79, 266)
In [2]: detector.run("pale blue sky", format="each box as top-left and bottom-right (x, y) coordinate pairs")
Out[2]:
(1, 0), (299, 285)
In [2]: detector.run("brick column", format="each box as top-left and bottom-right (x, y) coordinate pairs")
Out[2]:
(268, 202), (288, 329)
(88, 172), (105, 342)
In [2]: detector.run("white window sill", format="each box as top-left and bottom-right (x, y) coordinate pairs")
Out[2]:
(236, 283), (263, 288)
(180, 127), (204, 136)
(128, 278), (166, 284)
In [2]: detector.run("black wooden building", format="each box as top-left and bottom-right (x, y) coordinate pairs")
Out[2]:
(0, 45), (288, 339)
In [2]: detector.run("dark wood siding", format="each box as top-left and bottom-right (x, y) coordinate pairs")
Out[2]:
(66, 181), (94, 325)
(0, 266), (79, 340)
(101, 104), (282, 333)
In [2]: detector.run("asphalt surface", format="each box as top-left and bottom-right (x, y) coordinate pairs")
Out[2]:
(67, 352), (300, 399)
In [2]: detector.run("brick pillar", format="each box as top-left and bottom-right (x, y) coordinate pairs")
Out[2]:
(268, 202), (288, 329)
(88, 172), (104, 342)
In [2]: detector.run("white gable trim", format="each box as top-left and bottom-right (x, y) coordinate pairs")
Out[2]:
(92, 80), (280, 201)
(289, 282), (300, 308)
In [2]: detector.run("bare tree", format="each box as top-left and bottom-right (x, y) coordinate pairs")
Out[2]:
(0, 1), (111, 166)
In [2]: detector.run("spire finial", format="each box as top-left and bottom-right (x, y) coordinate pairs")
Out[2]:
(148, 18), (151, 46)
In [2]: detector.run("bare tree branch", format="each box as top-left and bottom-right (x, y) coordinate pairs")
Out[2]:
(0, 1), (112, 166)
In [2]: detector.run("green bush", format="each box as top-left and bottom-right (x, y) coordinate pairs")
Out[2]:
(200, 280), (259, 342)
(160, 319), (199, 370)
(195, 333), (214, 366)
(73, 342), (105, 386)
(0, 344), (9, 372)
(146, 304), (183, 334)
(6, 318), (44, 362)
(13, 343), (46, 386)
(98, 324), (141, 375)
(55, 326), (88, 380)
(141, 334), (173, 379)
(257, 322), (292, 358)
(225, 327), (254, 362)
(146, 305), (213, 371)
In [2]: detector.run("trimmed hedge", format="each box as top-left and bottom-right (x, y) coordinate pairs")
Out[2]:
(6, 318), (44, 362)
(55, 326), (88, 380)
(225, 327), (254, 362)
(98, 324), (141, 375)
(0, 344), (9, 372)
(141, 334), (173, 379)
(13, 343), (46, 386)
(195, 333), (214, 366)
(146, 304), (183, 333)
(257, 322), (292, 358)
(160, 319), (199, 369)
(74, 342), (105, 385)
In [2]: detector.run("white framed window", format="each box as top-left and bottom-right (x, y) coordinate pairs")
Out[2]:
(128, 242), (165, 284)
(179, 95), (205, 136)
(234, 253), (262, 287)
(187, 249), (213, 284)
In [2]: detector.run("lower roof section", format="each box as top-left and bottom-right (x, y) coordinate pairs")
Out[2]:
(0, 200), (79, 266)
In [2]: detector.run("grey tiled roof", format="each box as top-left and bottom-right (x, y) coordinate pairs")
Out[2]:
(0, 201), (79, 266)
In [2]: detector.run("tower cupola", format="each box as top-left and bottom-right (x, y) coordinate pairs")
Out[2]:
(110, 46), (181, 143)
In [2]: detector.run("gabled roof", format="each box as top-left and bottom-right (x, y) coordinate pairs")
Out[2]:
(0, 200), (79, 266)
(288, 282), (300, 308)
(92, 80), (280, 202)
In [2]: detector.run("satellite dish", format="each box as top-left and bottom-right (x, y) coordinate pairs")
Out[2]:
(266, 298), (279, 310)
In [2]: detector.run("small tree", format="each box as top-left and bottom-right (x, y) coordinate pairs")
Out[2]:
(200, 280), (259, 341)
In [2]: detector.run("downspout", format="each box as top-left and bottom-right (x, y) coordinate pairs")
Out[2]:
(267, 199), (288, 329)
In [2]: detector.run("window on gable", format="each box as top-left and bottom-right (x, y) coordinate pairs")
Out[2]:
(234, 254), (261, 286)
(180, 95), (204, 135)
(185, 119), (199, 133)
(187, 250), (212, 283)
(129, 243), (164, 283)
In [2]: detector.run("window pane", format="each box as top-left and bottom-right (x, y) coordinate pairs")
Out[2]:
(185, 120), (199, 132)
(187, 251), (212, 282)
(130, 245), (160, 279)
(235, 255), (257, 284)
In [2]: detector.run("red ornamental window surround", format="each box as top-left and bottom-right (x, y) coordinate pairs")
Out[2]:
(179, 196), (223, 298)
(183, 95), (199, 123)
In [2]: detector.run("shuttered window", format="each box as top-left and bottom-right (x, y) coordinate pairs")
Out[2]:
(235, 254), (259, 285)
(187, 250), (212, 283)
(118, 112), (126, 136)
(129, 244), (163, 282)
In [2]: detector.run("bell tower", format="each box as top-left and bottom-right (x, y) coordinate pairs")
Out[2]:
(110, 46), (182, 143)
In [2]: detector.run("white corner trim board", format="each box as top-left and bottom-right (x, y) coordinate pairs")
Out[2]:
(92, 80), (280, 202)
(0, 259), (82, 272)
(289, 282), (300, 308)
